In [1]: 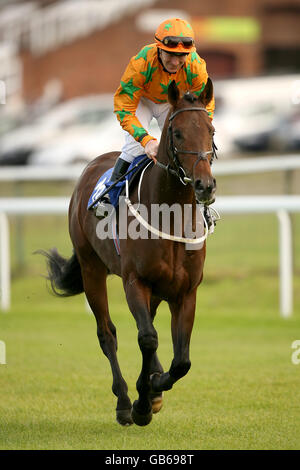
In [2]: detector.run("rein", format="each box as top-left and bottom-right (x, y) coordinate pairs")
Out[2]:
(124, 178), (209, 245)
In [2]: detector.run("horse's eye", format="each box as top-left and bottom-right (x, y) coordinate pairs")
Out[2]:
(174, 130), (183, 140)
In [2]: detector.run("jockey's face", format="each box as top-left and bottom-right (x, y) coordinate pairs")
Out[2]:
(160, 49), (188, 74)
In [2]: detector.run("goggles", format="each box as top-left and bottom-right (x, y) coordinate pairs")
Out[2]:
(155, 35), (194, 49)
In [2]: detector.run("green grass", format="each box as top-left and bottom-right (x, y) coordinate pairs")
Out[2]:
(1, 272), (300, 450)
(1, 175), (300, 449)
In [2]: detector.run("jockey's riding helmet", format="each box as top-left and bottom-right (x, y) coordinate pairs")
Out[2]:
(155, 18), (196, 54)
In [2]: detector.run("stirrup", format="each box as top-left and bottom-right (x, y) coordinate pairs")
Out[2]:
(95, 197), (111, 218)
(204, 206), (220, 234)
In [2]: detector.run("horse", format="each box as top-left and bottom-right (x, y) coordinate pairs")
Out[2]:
(40, 79), (217, 426)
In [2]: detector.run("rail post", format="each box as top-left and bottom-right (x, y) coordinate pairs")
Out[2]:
(0, 212), (10, 312)
(277, 210), (293, 318)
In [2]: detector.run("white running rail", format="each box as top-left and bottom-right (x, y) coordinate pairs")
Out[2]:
(0, 155), (300, 182)
(1, 195), (300, 317)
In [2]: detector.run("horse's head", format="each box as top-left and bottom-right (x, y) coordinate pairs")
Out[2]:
(166, 78), (217, 205)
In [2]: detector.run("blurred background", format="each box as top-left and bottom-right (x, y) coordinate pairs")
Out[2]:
(0, 1), (299, 302)
(0, 0), (300, 304)
(0, 0), (300, 165)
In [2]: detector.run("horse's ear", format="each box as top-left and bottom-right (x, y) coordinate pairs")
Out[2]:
(168, 80), (180, 107)
(199, 77), (213, 106)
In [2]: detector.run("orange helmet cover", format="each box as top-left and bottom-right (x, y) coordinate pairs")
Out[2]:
(155, 18), (196, 53)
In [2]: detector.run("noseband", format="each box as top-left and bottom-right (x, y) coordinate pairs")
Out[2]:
(166, 106), (218, 185)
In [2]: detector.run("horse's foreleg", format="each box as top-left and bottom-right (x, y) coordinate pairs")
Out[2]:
(150, 290), (196, 394)
(124, 277), (158, 426)
(81, 255), (133, 426)
(149, 296), (164, 414)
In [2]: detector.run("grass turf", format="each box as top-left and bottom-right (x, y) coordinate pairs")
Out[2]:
(1, 169), (300, 449)
(0, 208), (300, 450)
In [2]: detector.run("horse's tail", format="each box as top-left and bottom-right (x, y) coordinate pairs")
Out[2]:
(37, 248), (84, 297)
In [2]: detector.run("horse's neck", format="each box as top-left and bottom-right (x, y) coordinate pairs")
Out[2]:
(147, 137), (195, 207)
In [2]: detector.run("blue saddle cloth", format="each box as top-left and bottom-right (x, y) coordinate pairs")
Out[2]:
(87, 155), (149, 210)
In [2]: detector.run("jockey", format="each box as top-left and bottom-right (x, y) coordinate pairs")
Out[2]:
(110, 17), (215, 184)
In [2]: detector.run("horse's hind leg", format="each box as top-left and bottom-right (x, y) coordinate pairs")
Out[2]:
(80, 255), (133, 426)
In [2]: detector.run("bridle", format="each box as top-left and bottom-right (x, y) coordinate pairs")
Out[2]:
(156, 106), (218, 185)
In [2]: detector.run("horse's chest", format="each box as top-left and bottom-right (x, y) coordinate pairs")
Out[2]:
(137, 247), (204, 299)
(167, 255), (202, 286)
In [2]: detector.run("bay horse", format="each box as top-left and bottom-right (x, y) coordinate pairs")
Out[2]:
(40, 79), (217, 426)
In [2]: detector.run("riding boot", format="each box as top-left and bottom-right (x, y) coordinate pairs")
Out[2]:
(110, 157), (130, 183)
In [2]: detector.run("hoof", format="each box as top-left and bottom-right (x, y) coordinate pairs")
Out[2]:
(151, 393), (163, 414)
(116, 408), (134, 426)
(131, 401), (152, 426)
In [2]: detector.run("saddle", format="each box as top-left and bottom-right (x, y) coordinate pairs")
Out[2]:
(87, 155), (152, 217)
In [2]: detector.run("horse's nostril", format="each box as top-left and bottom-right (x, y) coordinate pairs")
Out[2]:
(195, 180), (204, 191)
(207, 179), (216, 192)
